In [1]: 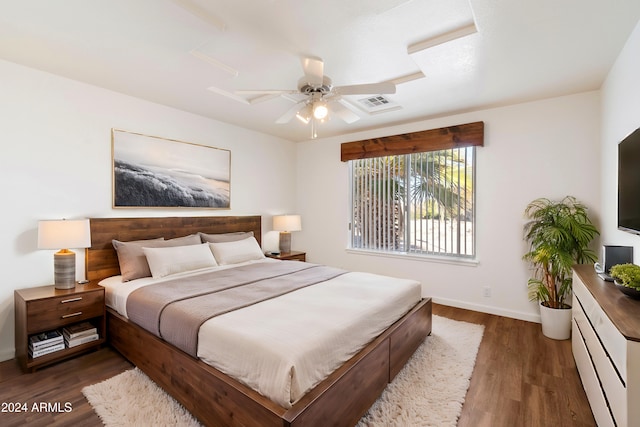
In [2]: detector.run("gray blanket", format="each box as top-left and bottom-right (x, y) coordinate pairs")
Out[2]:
(126, 261), (346, 356)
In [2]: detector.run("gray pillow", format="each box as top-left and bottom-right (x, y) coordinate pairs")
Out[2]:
(113, 234), (201, 281)
(198, 231), (254, 244)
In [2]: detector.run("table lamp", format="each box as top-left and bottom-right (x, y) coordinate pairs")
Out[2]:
(273, 215), (301, 253)
(38, 219), (91, 289)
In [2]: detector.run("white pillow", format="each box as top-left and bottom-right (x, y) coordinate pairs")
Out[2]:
(208, 237), (265, 265)
(143, 243), (218, 278)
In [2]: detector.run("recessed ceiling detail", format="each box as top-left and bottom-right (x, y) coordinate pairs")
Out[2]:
(206, 86), (249, 105)
(189, 49), (238, 77)
(171, 0), (227, 31)
(407, 22), (478, 55)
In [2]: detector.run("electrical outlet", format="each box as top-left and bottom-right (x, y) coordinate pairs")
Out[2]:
(483, 286), (491, 298)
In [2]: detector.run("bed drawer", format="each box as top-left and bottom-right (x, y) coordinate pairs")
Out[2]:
(26, 290), (104, 333)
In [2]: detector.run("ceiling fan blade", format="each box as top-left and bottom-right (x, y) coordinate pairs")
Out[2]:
(301, 57), (324, 86)
(247, 93), (281, 105)
(275, 102), (304, 124)
(334, 81), (396, 95)
(331, 101), (360, 124)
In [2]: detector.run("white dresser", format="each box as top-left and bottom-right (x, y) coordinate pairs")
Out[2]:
(572, 265), (640, 427)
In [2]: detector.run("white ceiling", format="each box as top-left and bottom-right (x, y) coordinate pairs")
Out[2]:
(1, 0), (639, 142)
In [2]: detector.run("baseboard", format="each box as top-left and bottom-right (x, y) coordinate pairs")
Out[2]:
(0, 348), (15, 363)
(432, 297), (541, 324)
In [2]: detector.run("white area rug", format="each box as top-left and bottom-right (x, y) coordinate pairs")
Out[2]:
(83, 315), (484, 427)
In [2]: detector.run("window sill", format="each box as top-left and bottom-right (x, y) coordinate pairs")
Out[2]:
(345, 248), (479, 267)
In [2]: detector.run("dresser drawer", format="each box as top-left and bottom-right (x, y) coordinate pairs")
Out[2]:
(572, 320), (616, 427)
(573, 294), (627, 425)
(573, 275), (627, 380)
(572, 265), (640, 427)
(27, 290), (104, 333)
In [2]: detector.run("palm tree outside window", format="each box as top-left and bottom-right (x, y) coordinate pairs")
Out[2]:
(349, 147), (475, 259)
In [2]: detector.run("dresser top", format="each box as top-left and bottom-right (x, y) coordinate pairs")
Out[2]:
(574, 264), (640, 342)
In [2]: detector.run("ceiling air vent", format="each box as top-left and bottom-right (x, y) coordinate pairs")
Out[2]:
(356, 95), (401, 114)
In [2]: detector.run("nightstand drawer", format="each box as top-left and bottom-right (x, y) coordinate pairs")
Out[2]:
(27, 291), (104, 333)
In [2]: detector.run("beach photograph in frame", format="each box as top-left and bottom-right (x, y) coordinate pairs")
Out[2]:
(112, 129), (230, 208)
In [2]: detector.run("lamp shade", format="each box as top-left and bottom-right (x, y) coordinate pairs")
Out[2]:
(273, 215), (302, 232)
(38, 219), (91, 250)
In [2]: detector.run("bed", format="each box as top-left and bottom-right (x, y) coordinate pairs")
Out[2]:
(86, 216), (432, 427)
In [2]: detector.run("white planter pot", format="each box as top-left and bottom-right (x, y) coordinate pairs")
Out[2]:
(539, 303), (572, 340)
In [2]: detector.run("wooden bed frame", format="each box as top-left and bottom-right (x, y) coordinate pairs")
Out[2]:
(85, 216), (432, 427)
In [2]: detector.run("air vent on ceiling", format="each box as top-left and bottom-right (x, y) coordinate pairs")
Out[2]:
(356, 95), (401, 114)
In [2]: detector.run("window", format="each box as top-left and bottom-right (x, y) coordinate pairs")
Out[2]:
(349, 147), (475, 259)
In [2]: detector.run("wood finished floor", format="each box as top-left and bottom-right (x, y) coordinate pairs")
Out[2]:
(0, 304), (595, 427)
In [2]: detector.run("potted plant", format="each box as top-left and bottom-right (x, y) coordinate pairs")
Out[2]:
(609, 263), (640, 299)
(522, 196), (599, 339)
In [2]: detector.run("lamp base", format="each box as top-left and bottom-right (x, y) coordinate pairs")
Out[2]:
(54, 250), (76, 290)
(279, 232), (292, 254)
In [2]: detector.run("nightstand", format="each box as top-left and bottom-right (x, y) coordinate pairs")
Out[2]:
(266, 251), (306, 262)
(14, 282), (106, 372)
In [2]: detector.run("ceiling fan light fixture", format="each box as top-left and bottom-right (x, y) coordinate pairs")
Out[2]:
(296, 113), (310, 124)
(296, 104), (312, 123)
(313, 101), (329, 120)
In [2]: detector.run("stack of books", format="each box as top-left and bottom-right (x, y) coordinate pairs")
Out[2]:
(63, 322), (99, 348)
(29, 330), (64, 358)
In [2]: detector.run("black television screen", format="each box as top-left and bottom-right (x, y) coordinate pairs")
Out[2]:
(618, 127), (640, 235)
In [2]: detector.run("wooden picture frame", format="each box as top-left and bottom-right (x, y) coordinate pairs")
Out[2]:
(111, 129), (231, 208)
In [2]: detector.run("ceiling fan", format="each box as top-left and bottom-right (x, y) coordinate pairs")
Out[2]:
(236, 57), (396, 137)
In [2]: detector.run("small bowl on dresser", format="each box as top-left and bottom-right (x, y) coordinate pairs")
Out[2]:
(614, 280), (640, 300)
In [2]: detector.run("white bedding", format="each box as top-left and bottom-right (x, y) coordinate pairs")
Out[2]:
(100, 259), (422, 408)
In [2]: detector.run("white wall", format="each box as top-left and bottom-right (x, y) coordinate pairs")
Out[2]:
(295, 91), (602, 322)
(601, 20), (640, 257)
(0, 59), (297, 362)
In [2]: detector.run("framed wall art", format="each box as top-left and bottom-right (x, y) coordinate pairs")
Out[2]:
(112, 129), (231, 209)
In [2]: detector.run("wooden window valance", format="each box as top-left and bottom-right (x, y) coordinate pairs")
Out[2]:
(340, 121), (484, 162)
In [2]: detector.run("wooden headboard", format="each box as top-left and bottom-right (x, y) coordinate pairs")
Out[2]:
(85, 216), (262, 282)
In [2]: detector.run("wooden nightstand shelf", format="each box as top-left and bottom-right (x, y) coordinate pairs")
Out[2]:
(14, 283), (106, 372)
(266, 251), (306, 262)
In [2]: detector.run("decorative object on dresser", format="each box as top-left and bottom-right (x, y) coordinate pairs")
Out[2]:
(609, 263), (640, 299)
(594, 245), (634, 281)
(14, 283), (106, 372)
(572, 265), (640, 427)
(273, 214), (302, 253)
(266, 250), (306, 262)
(112, 129), (231, 209)
(522, 196), (599, 340)
(37, 218), (92, 289)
